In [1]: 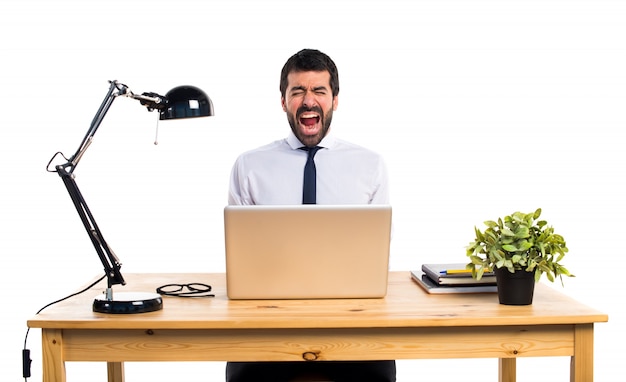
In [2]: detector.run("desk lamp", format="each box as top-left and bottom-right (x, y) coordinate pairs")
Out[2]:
(46, 80), (214, 314)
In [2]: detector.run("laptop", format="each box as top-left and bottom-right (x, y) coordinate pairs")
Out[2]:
(224, 204), (392, 299)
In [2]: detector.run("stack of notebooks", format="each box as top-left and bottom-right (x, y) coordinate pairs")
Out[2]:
(411, 263), (497, 294)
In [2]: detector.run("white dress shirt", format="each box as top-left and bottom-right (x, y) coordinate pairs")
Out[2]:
(228, 131), (389, 205)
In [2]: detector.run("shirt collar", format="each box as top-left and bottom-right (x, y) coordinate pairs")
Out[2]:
(286, 131), (336, 150)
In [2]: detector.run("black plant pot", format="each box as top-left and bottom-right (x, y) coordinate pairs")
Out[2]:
(495, 267), (536, 305)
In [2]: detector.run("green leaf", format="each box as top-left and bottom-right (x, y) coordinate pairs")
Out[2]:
(502, 228), (516, 237)
(514, 226), (530, 238)
(533, 208), (542, 219)
(517, 240), (533, 251)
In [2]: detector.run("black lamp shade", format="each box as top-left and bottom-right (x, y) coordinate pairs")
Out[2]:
(160, 85), (214, 120)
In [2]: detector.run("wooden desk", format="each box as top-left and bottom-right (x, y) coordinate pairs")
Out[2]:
(27, 272), (608, 382)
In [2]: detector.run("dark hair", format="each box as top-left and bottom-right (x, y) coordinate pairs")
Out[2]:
(279, 49), (339, 98)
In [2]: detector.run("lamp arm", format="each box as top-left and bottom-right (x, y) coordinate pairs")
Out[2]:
(57, 167), (126, 290)
(50, 80), (139, 296)
(66, 80), (126, 172)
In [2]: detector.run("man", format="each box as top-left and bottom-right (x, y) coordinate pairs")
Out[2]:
(227, 49), (395, 381)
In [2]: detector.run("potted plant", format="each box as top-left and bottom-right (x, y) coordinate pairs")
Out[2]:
(465, 208), (573, 305)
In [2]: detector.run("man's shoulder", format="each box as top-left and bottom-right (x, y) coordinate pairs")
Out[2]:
(331, 137), (383, 157)
(235, 138), (293, 160)
(245, 138), (287, 152)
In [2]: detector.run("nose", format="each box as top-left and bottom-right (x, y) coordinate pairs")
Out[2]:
(302, 92), (316, 109)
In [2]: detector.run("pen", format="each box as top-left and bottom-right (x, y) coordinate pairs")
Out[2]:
(440, 268), (491, 275)
(440, 269), (473, 275)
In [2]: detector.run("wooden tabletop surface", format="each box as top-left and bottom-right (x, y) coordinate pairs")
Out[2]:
(28, 271), (608, 330)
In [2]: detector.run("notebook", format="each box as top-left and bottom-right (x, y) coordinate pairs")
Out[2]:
(411, 271), (498, 294)
(224, 204), (392, 299)
(421, 263), (496, 285)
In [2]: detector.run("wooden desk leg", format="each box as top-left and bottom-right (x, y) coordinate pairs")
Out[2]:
(41, 329), (66, 382)
(107, 362), (125, 382)
(498, 358), (516, 382)
(571, 323), (594, 382)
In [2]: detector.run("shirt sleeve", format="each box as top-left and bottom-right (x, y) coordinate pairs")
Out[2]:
(369, 156), (391, 205)
(228, 156), (248, 205)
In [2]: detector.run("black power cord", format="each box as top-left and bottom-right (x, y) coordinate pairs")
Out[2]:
(22, 275), (106, 381)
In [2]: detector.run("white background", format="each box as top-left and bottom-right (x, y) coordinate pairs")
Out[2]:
(1, 0), (624, 381)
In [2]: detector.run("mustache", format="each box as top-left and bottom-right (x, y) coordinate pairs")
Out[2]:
(296, 105), (323, 117)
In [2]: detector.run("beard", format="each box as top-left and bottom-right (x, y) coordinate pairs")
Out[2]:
(287, 105), (333, 147)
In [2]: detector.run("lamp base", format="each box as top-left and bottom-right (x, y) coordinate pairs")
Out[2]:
(93, 292), (163, 314)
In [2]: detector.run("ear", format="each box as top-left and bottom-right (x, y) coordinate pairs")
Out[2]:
(332, 95), (339, 111)
(281, 97), (287, 112)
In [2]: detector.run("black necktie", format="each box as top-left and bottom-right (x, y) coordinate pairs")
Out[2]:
(301, 146), (321, 204)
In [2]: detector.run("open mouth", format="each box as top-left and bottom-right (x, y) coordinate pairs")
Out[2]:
(299, 112), (320, 127)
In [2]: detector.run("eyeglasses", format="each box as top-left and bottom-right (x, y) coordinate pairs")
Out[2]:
(156, 283), (215, 298)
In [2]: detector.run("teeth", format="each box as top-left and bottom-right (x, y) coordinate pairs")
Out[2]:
(301, 113), (318, 118)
